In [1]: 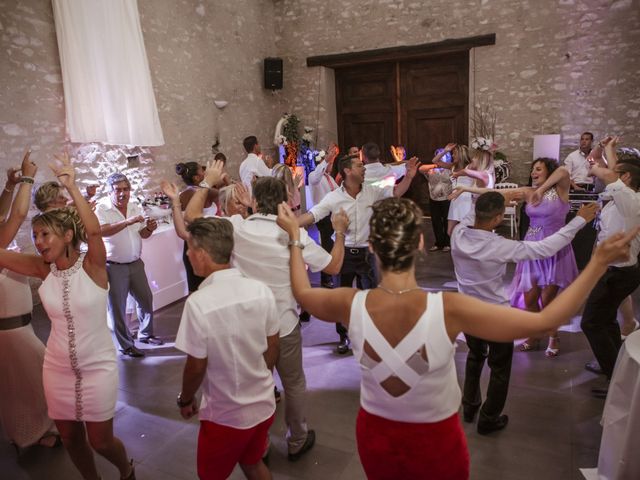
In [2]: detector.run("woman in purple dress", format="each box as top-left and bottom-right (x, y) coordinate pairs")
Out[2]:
(450, 158), (578, 356)
(509, 158), (576, 356)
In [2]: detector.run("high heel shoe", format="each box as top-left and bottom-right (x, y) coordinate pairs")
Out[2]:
(519, 339), (540, 352)
(545, 336), (560, 357)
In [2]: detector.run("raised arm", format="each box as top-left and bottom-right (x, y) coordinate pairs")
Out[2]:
(161, 180), (189, 241)
(184, 160), (225, 223)
(445, 228), (639, 342)
(50, 152), (107, 284)
(530, 166), (571, 204)
(0, 167), (21, 221)
(393, 157), (418, 197)
(277, 202), (355, 324)
(455, 167), (490, 187)
(320, 209), (348, 275)
(0, 150), (37, 248)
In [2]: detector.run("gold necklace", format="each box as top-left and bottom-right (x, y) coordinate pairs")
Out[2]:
(377, 285), (423, 295)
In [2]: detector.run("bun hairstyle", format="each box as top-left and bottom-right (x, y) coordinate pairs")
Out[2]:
(369, 197), (423, 272)
(175, 162), (200, 186)
(32, 207), (87, 249)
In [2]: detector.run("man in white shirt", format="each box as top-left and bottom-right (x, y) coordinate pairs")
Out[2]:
(308, 143), (340, 288)
(581, 149), (640, 394)
(563, 132), (594, 191)
(96, 173), (162, 358)
(185, 166), (349, 460)
(451, 192), (596, 433)
(362, 142), (407, 188)
(239, 136), (272, 195)
(175, 217), (279, 480)
(298, 153), (418, 353)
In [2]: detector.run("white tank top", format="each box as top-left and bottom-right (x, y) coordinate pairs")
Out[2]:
(348, 290), (461, 423)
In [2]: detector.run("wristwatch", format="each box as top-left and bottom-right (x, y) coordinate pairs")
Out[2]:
(176, 392), (194, 408)
(198, 180), (211, 189)
(288, 239), (305, 249)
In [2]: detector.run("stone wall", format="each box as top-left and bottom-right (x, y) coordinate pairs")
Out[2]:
(1, 0), (638, 214)
(0, 0), (282, 250)
(272, 0), (640, 182)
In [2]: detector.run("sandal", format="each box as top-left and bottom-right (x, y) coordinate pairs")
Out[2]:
(545, 337), (560, 357)
(38, 433), (62, 448)
(519, 339), (539, 352)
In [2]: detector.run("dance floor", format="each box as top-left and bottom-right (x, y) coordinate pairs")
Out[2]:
(2, 221), (633, 479)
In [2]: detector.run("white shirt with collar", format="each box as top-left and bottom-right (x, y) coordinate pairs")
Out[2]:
(95, 198), (145, 263)
(451, 217), (586, 305)
(308, 160), (339, 205)
(564, 149), (593, 184)
(597, 179), (640, 267)
(175, 268), (278, 428)
(227, 214), (331, 337)
(309, 183), (393, 247)
(239, 153), (272, 194)
(364, 162), (406, 188)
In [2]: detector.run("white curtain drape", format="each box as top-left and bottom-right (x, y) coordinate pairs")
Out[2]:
(52, 0), (164, 146)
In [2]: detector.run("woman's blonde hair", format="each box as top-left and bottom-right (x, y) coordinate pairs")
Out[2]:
(271, 163), (295, 201)
(34, 181), (63, 212)
(453, 145), (471, 171)
(470, 149), (494, 173)
(218, 184), (237, 215)
(369, 198), (423, 272)
(32, 207), (86, 248)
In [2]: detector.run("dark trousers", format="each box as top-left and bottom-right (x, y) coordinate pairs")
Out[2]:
(336, 248), (377, 339)
(430, 199), (451, 248)
(462, 334), (514, 422)
(317, 216), (334, 286)
(581, 264), (640, 379)
(106, 259), (155, 350)
(183, 241), (204, 292)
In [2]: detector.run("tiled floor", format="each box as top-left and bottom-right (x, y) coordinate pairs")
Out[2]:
(1, 222), (636, 479)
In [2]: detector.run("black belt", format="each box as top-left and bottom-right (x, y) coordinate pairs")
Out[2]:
(346, 247), (367, 255)
(608, 263), (639, 273)
(107, 259), (139, 265)
(0, 313), (32, 330)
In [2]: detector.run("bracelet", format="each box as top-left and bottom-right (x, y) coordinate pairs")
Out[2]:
(176, 392), (194, 408)
(19, 176), (34, 184)
(3, 186), (14, 193)
(335, 231), (345, 237)
(288, 239), (305, 250)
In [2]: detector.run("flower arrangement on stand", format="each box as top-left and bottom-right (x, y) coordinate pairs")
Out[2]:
(273, 113), (300, 168)
(470, 103), (511, 183)
(299, 126), (317, 182)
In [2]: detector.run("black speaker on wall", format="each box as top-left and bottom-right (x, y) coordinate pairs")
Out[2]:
(264, 57), (283, 90)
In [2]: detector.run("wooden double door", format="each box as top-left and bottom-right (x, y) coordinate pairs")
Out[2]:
(335, 52), (469, 210)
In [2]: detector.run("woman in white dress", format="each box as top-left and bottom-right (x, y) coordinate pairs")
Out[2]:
(449, 147), (495, 233)
(427, 144), (473, 235)
(0, 153), (134, 480)
(0, 150), (58, 450)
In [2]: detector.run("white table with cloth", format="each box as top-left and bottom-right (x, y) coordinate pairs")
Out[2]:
(593, 329), (640, 479)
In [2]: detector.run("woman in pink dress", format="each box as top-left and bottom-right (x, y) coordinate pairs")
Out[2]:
(0, 153), (135, 480)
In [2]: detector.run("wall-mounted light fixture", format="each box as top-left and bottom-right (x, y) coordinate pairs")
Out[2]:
(214, 100), (228, 109)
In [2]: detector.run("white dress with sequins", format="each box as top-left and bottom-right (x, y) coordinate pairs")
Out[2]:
(38, 253), (118, 422)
